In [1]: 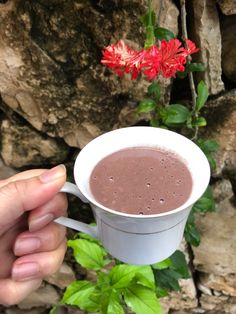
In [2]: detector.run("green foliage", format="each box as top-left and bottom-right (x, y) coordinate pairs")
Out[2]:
(63, 234), (192, 314)
(184, 186), (216, 246)
(196, 139), (219, 170)
(177, 63), (205, 78)
(124, 284), (162, 314)
(49, 305), (57, 314)
(196, 80), (209, 112)
(137, 99), (156, 113)
(154, 27), (175, 41)
(68, 239), (108, 270)
(160, 104), (190, 127)
(152, 251), (190, 292)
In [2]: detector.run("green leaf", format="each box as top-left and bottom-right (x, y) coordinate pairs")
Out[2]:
(177, 63), (205, 79)
(62, 280), (99, 312)
(188, 63), (206, 73)
(154, 27), (175, 41)
(152, 258), (172, 270)
(193, 117), (207, 127)
(156, 286), (169, 298)
(160, 104), (190, 126)
(124, 283), (162, 314)
(110, 265), (144, 289)
(49, 305), (57, 314)
(79, 230), (103, 245)
(148, 82), (161, 102)
(150, 118), (160, 127)
(170, 250), (190, 279)
(68, 239), (107, 270)
(137, 99), (156, 113)
(107, 291), (124, 314)
(153, 268), (181, 292)
(184, 218), (200, 247)
(198, 139), (219, 152)
(196, 81), (208, 111)
(192, 186), (215, 213)
(135, 266), (155, 290)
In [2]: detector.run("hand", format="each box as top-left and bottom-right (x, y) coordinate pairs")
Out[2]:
(0, 165), (68, 305)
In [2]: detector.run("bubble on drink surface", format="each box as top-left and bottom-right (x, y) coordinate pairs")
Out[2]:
(159, 198), (165, 204)
(146, 183), (151, 187)
(139, 211), (144, 215)
(109, 176), (114, 182)
(138, 195), (142, 199)
(151, 198), (155, 202)
(147, 206), (151, 211)
(176, 179), (182, 185)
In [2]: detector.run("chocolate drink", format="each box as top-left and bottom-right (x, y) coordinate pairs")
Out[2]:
(89, 147), (192, 215)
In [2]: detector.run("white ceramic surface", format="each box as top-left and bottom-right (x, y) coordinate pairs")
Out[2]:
(55, 127), (210, 265)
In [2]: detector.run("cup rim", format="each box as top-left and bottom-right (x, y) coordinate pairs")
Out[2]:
(74, 127), (211, 219)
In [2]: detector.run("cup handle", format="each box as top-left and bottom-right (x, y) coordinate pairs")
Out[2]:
(54, 182), (98, 239)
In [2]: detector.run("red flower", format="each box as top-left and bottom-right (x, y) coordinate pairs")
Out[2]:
(101, 40), (142, 79)
(185, 39), (199, 55)
(101, 39), (199, 80)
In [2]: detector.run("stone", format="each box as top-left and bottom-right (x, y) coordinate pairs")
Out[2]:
(199, 272), (236, 297)
(0, 0), (181, 149)
(18, 283), (59, 309)
(217, 0), (236, 15)
(193, 197), (236, 276)
(160, 278), (198, 313)
(202, 90), (236, 178)
(200, 294), (236, 313)
(221, 15), (236, 82)
(212, 179), (234, 203)
(0, 158), (17, 179)
(45, 262), (76, 289)
(0, 119), (69, 167)
(190, 0), (224, 95)
(5, 307), (48, 314)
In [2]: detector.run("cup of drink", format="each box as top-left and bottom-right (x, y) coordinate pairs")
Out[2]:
(55, 127), (210, 265)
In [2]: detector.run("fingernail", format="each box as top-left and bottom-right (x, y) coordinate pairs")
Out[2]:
(12, 262), (40, 281)
(39, 164), (66, 184)
(29, 213), (54, 232)
(15, 237), (41, 255)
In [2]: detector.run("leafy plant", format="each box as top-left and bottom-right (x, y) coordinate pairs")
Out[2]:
(58, 233), (189, 314)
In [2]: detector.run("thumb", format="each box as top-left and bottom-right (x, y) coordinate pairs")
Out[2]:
(0, 165), (66, 226)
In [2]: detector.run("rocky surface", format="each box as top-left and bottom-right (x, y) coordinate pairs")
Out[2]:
(217, 0), (236, 15)
(221, 15), (236, 82)
(189, 0), (225, 95)
(1, 118), (70, 167)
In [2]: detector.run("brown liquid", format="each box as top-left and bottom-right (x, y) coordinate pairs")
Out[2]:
(89, 147), (192, 215)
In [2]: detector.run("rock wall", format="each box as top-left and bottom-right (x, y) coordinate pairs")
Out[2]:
(0, 0), (236, 313)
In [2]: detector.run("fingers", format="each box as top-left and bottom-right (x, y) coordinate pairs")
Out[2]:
(28, 192), (68, 232)
(14, 222), (66, 256)
(0, 165), (66, 227)
(0, 169), (46, 189)
(0, 278), (42, 305)
(12, 240), (67, 282)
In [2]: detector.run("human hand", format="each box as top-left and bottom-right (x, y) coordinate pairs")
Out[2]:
(0, 165), (68, 305)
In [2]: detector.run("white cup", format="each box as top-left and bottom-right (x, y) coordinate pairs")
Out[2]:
(55, 127), (210, 265)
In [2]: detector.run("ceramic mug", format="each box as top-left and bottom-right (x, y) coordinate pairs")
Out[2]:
(55, 127), (210, 265)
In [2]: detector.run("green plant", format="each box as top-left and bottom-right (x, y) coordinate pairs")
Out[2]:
(57, 232), (190, 314)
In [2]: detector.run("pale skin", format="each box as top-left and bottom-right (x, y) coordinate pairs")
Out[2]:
(0, 165), (68, 305)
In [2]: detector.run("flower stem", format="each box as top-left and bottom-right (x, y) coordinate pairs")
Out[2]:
(144, 0), (155, 48)
(180, 0), (198, 140)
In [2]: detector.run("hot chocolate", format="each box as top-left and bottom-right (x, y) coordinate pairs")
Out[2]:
(89, 147), (192, 215)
